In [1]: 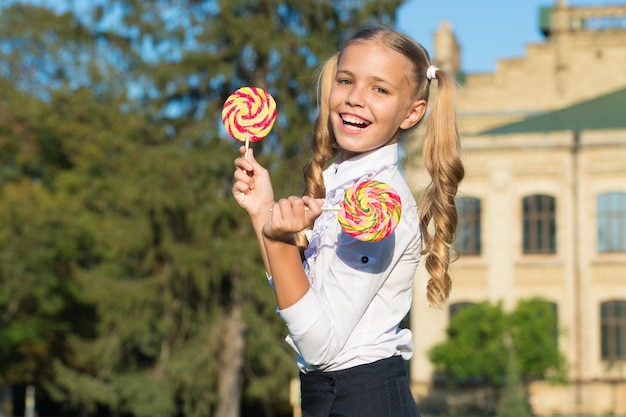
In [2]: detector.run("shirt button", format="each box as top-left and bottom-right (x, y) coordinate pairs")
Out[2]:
(327, 378), (335, 387)
(361, 256), (369, 264)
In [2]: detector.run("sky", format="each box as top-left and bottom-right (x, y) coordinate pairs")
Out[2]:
(397, 0), (626, 74)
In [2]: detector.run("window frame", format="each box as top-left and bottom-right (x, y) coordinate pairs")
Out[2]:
(601, 300), (626, 362)
(522, 194), (556, 254)
(455, 196), (482, 256)
(597, 192), (626, 253)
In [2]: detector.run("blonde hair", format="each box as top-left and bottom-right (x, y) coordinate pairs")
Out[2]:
(299, 28), (464, 308)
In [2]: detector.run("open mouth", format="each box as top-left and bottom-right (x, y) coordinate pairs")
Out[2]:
(341, 114), (371, 130)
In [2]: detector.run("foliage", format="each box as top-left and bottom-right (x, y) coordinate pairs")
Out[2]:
(510, 298), (567, 382)
(428, 298), (566, 387)
(0, 0), (406, 416)
(0, 179), (94, 385)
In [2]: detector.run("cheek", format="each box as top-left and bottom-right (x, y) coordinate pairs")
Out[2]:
(373, 103), (399, 124)
(328, 86), (341, 107)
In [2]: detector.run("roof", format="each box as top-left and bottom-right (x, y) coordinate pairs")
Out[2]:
(480, 87), (626, 135)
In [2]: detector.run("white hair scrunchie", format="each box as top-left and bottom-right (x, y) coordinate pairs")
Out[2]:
(426, 65), (439, 80)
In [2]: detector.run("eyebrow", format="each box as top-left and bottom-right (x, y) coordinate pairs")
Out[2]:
(336, 69), (395, 88)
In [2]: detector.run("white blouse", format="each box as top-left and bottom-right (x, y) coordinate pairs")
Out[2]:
(272, 143), (422, 373)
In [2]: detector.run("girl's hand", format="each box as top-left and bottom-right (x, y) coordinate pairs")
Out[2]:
(232, 147), (274, 220)
(262, 196), (323, 243)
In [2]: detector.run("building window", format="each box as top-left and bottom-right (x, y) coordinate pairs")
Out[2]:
(523, 194), (556, 254)
(601, 300), (626, 361)
(597, 192), (626, 253)
(455, 197), (481, 256)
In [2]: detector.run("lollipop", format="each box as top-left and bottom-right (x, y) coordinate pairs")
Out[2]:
(222, 86), (277, 158)
(337, 180), (402, 242)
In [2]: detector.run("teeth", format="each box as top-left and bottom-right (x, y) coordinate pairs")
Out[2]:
(342, 115), (370, 128)
(342, 115), (366, 124)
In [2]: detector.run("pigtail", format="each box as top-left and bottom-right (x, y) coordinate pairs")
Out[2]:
(295, 53), (340, 254)
(302, 53), (339, 199)
(419, 68), (465, 308)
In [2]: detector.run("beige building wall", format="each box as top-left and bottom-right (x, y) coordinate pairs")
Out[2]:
(406, 1), (626, 414)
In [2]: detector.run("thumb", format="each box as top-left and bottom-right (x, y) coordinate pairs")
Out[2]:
(238, 146), (258, 171)
(302, 196), (324, 206)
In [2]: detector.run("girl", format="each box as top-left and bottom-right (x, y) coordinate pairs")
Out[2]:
(232, 27), (464, 417)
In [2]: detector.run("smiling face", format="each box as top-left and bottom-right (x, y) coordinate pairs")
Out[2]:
(328, 40), (427, 160)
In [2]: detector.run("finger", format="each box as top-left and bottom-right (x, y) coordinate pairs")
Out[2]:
(234, 165), (254, 182)
(232, 178), (248, 197)
(288, 196), (305, 214)
(277, 198), (292, 213)
(234, 156), (253, 174)
(302, 196), (323, 215)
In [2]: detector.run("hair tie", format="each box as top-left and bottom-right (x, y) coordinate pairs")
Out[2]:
(426, 65), (439, 80)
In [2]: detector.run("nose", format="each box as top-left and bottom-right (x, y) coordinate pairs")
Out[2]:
(346, 86), (365, 107)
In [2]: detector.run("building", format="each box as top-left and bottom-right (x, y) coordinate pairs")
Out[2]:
(405, 1), (626, 414)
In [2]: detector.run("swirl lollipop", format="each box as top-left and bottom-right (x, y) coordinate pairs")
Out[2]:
(222, 86), (277, 158)
(337, 180), (402, 242)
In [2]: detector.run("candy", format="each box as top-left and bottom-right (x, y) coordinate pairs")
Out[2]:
(222, 86), (277, 143)
(338, 180), (402, 242)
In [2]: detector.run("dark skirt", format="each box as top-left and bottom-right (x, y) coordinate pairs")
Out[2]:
(299, 356), (421, 417)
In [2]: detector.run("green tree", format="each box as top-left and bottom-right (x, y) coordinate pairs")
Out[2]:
(0, 1), (407, 416)
(0, 67), (101, 416)
(0, 179), (95, 387)
(429, 298), (566, 410)
(510, 298), (566, 381)
(429, 301), (509, 386)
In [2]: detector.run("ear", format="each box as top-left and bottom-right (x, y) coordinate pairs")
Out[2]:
(400, 99), (427, 130)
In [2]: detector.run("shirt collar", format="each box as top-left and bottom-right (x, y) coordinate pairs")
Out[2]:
(329, 144), (399, 188)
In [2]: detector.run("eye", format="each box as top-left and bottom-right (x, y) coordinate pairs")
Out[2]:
(374, 86), (389, 95)
(337, 78), (352, 85)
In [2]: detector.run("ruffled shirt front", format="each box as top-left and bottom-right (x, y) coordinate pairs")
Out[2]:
(273, 143), (422, 373)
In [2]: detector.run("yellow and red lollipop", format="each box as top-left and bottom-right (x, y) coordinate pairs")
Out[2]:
(222, 86), (277, 158)
(337, 180), (402, 242)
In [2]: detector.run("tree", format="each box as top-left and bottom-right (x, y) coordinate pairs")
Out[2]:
(429, 301), (509, 386)
(0, 69), (102, 417)
(0, 1), (407, 416)
(428, 298), (566, 410)
(510, 298), (566, 382)
(0, 179), (95, 389)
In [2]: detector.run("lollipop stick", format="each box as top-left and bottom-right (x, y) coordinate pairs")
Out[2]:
(244, 137), (250, 160)
(239, 137), (251, 202)
(269, 207), (341, 212)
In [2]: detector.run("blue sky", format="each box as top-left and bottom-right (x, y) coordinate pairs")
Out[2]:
(397, 0), (626, 73)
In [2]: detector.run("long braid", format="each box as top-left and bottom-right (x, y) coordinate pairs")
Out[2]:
(302, 53), (339, 200)
(295, 54), (340, 253)
(419, 68), (465, 308)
